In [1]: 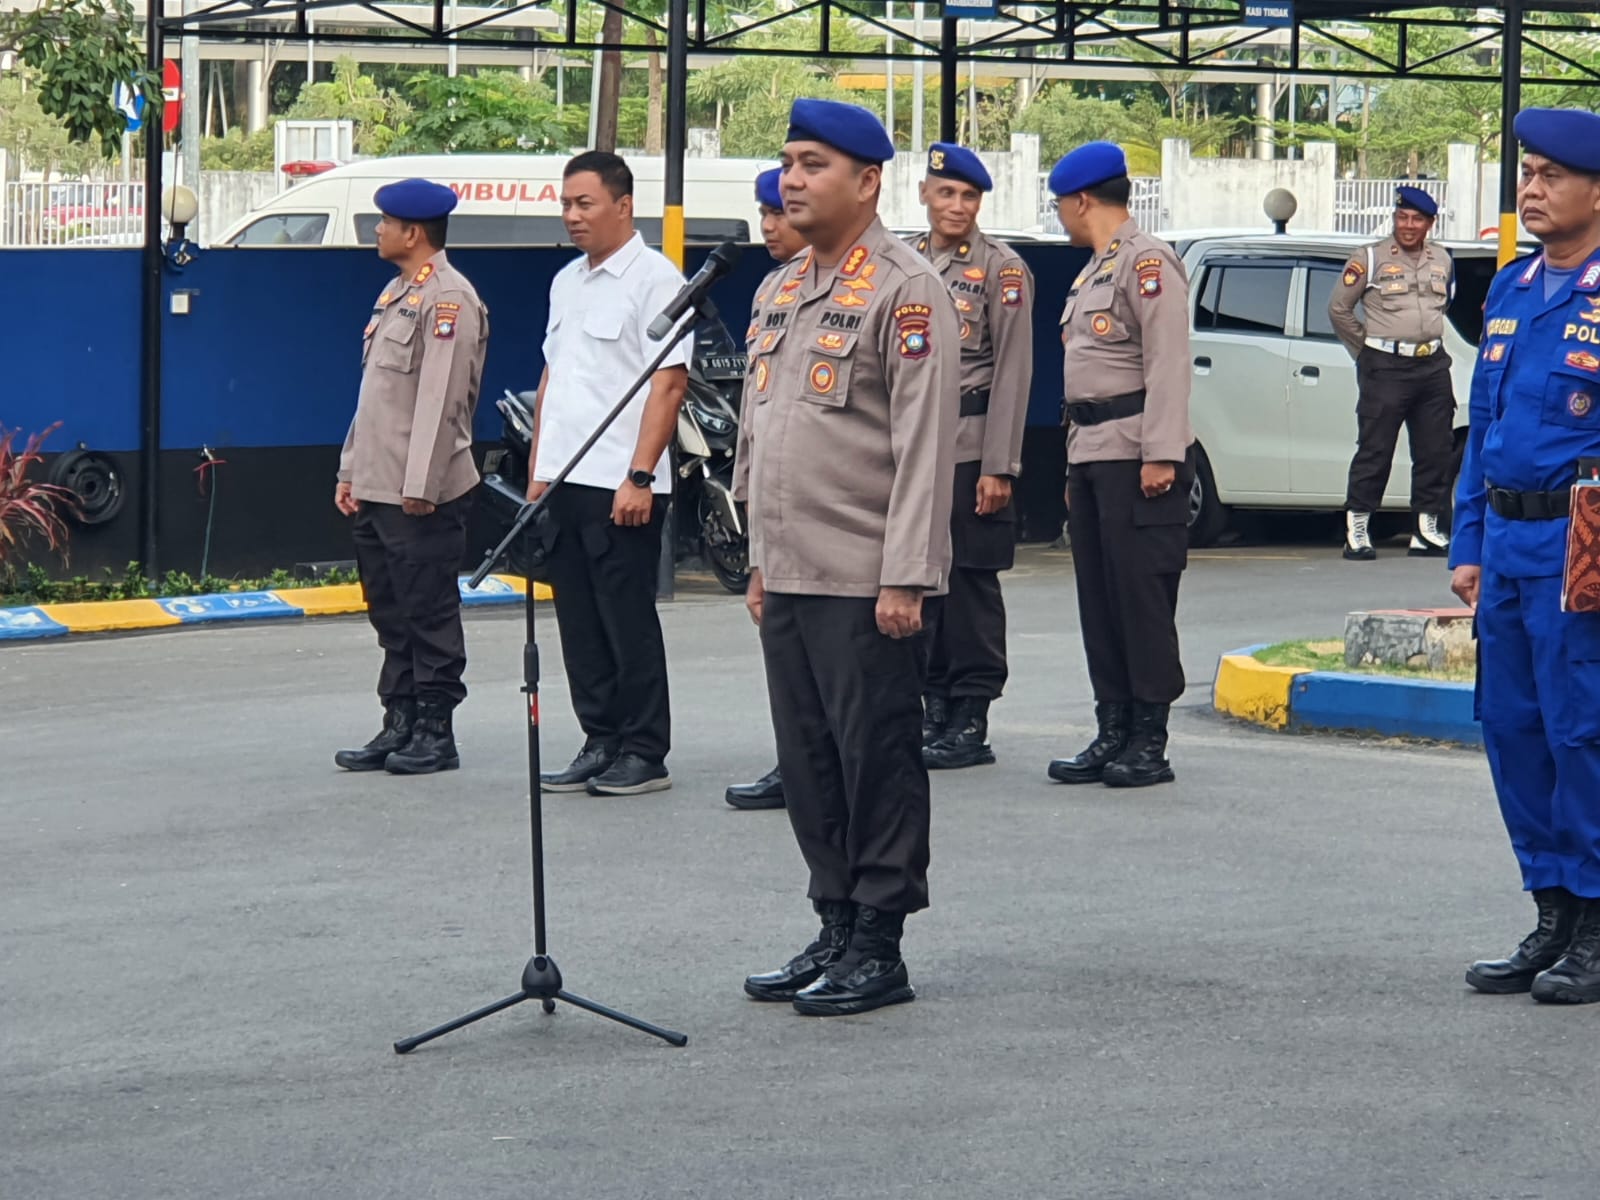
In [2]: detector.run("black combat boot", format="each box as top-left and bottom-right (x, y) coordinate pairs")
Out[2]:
(1530, 896), (1600, 1004)
(792, 904), (915, 1016)
(1466, 888), (1579, 994)
(384, 697), (460, 775)
(744, 900), (854, 1001)
(334, 698), (416, 772)
(1101, 701), (1176, 788)
(922, 694), (948, 749)
(1047, 702), (1129, 784)
(923, 698), (996, 770)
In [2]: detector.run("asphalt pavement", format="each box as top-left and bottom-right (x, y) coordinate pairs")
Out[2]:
(3, 529), (1596, 1200)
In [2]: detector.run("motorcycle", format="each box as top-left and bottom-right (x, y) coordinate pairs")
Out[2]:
(480, 315), (751, 594)
(676, 318), (750, 593)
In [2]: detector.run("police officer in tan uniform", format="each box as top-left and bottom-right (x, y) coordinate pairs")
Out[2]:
(1043, 142), (1194, 791)
(725, 166), (809, 812)
(334, 179), (489, 776)
(736, 99), (957, 1018)
(1329, 186), (1457, 561)
(909, 142), (1034, 771)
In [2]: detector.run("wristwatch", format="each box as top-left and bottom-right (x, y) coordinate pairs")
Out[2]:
(628, 468), (655, 489)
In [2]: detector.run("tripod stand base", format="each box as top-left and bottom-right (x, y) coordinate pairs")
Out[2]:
(393, 954), (689, 1054)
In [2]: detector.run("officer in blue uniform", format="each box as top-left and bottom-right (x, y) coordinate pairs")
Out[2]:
(1453, 107), (1600, 1005)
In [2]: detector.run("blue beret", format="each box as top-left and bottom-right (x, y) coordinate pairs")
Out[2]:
(786, 98), (895, 165)
(1515, 106), (1600, 173)
(1048, 141), (1129, 197)
(374, 178), (458, 222)
(927, 142), (992, 192)
(755, 168), (783, 210)
(1395, 185), (1438, 218)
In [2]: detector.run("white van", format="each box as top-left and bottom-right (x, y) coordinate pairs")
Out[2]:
(1173, 230), (1515, 545)
(212, 153), (777, 248)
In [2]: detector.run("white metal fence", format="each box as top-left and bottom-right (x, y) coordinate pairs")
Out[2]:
(2, 181), (146, 247)
(1333, 178), (1449, 236)
(1037, 175), (1162, 234)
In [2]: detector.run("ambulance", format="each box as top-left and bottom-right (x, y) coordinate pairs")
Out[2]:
(212, 153), (778, 248)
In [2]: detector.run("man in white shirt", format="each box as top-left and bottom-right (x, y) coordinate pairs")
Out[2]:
(527, 151), (691, 796)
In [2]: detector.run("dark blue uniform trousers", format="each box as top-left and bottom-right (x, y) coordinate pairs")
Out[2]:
(1478, 568), (1600, 899)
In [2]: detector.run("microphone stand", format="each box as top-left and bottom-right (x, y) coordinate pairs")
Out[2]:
(393, 300), (719, 1055)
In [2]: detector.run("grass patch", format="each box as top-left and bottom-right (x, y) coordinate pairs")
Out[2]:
(1253, 639), (1474, 683)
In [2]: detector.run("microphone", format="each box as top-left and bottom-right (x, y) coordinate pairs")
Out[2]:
(647, 241), (742, 341)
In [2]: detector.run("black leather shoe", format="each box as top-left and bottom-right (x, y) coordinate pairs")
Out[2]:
(922, 694), (948, 749)
(586, 751), (671, 796)
(1048, 702), (1129, 784)
(1531, 897), (1600, 1004)
(725, 766), (785, 810)
(923, 698), (995, 770)
(1101, 701), (1175, 788)
(1467, 888), (1579, 994)
(335, 698), (416, 771)
(384, 698), (460, 775)
(791, 905), (915, 1016)
(541, 743), (618, 793)
(745, 900), (853, 1001)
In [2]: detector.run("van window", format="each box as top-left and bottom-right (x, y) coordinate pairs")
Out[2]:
(353, 213), (750, 246)
(234, 213), (330, 245)
(1304, 266), (1342, 341)
(1195, 263), (1292, 336)
(1446, 253), (1496, 347)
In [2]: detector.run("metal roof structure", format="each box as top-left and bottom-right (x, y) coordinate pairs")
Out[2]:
(156, 2), (1600, 87)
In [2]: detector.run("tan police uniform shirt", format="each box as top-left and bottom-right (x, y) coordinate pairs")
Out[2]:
(339, 251), (489, 506)
(910, 229), (1034, 477)
(731, 260), (789, 505)
(733, 217), (959, 597)
(1059, 219), (1193, 465)
(1328, 235), (1454, 360)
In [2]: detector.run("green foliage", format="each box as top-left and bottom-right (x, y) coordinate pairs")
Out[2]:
(1, 0), (158, 157)
(200, 126), (275, 173)
(389, 71), (565, 154)
(286, 58), (413, 157)
(0, 560), (360, 606)
(0, 70), (108, 177)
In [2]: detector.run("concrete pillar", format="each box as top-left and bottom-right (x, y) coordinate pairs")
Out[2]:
(1255, 81), (1275, 161)
(246, 57), (267, 134)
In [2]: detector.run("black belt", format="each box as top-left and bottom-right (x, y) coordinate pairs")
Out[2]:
(1065, 389), (1146, 427)
(959, 388), (990, 417)
(1487, 485), (1570, 520)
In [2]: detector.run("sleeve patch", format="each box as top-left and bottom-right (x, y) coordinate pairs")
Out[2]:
(998, 265), (1025, 279)
(1342, 260), (1365, 287)
(1001, 280), (1025, 307)
(894, 303), (933, 360)
(1136, 262), (1162, 299)
(433, 301), (461, 339)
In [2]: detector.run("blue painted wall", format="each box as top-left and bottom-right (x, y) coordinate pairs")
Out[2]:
(2, 241), (1082, 455)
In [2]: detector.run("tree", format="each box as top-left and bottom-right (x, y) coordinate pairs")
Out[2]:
(0, 70), (108, 179)
(0, 0), (158, 158)
(286, 57), (412, 157)
(389, 72), (564, 154)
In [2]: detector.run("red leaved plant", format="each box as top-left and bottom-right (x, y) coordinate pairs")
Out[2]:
(0, 423), (82, 565)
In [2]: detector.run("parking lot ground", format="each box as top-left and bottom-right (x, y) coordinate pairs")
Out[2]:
(4, 534), (1596, 1200)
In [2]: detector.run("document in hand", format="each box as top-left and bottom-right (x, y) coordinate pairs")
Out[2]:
(1561, 477), (1600, 612)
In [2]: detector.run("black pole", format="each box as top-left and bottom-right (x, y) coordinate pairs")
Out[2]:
(140, 5), (165, 580)
(1497, 0), (1522, 267)
(658, 0), (689, 601)
(939, 17), (958, 143)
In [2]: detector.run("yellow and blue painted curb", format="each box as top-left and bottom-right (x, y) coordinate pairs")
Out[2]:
(1212, 643), (1481, 747)
(0, 575), (550, 643)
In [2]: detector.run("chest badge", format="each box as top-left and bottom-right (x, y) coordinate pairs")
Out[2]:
(833, 293), (868, 308)
(1581, 296), (1600, 324)
(809, 361), (836, 394)
(1090, 312), (1113, 337)
(817, 333), (846, 351)
(1485, 341), (1507, 362)
(960, 320), (972, 340)
(1570, 390), (1594, 417)
(755, 359), (771, 393)
(963, 267), (985, 282)
(1568, 351), (1600, 374)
